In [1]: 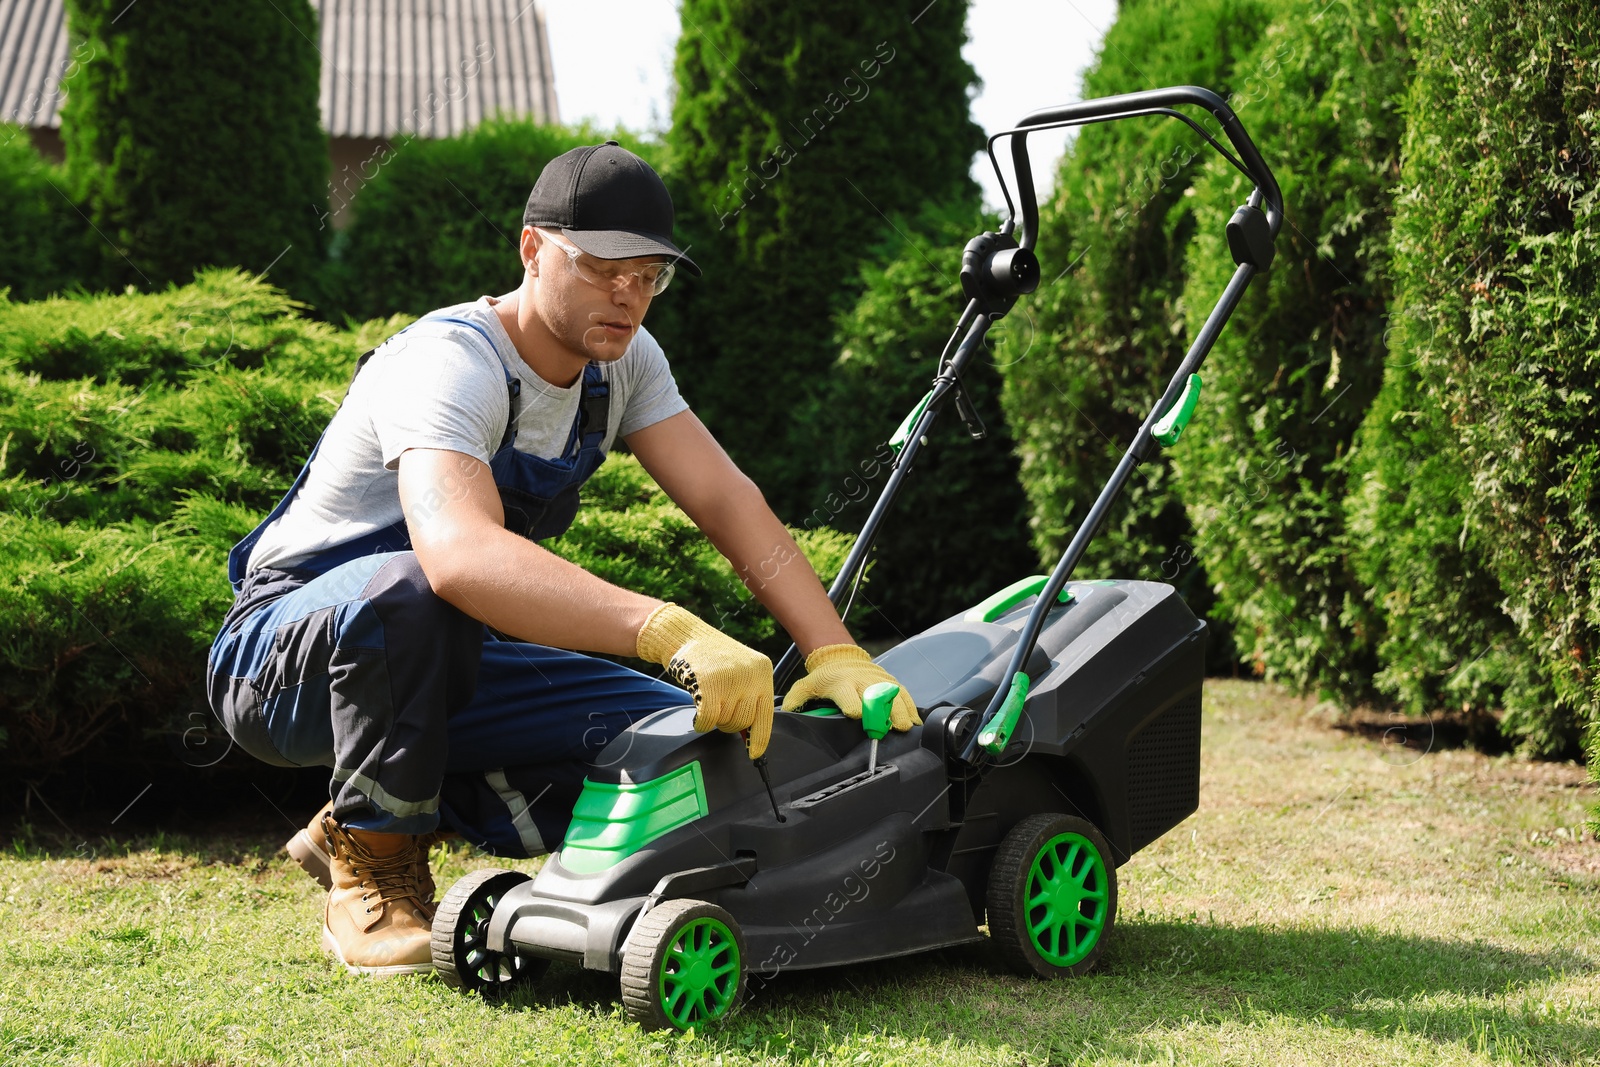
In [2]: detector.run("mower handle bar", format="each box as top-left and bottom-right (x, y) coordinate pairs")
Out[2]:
(956, 88), (1283, 763)
(772, 87), (1282, 762)
(996, 85), (1284, 254)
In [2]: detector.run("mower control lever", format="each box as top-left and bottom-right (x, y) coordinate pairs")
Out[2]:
(976, 672), (1031, 756)
(889, 390), (934, 455)
(952, 381), (987, 440)
(1153, 374), (1203, 446)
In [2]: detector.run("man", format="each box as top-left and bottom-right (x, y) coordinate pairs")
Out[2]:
(206, 142), (918, 977)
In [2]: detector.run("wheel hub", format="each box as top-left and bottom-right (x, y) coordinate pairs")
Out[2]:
(1026, 832), (1108, 966)
(661, 917), (738, 1027)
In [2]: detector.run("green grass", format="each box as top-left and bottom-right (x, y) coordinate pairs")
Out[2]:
(2, 680), (1596, 1065)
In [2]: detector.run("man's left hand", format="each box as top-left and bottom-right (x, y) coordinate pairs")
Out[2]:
(780, 644), (920, 730)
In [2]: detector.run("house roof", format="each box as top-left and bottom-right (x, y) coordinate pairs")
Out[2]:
(0, 0), (558, 139)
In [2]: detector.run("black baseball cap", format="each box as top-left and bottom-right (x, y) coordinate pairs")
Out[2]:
(523, 141), (701, 277)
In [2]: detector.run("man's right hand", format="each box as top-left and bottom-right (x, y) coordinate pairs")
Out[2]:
(636, 603), (774, 758)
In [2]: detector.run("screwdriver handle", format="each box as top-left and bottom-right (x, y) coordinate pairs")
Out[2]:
(861, 682), (897, 741)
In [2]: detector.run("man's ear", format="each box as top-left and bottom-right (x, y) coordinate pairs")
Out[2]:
(521, 226), (540, 274)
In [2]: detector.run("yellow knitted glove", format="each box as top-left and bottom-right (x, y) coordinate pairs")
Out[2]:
(636, 603), (775, 759)
(780, 644), (920, 731)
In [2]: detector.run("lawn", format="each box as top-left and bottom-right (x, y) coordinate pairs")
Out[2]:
(2, 680), (1596, 1066)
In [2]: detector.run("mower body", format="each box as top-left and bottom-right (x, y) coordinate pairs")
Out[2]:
(484, 577), (1205, 975)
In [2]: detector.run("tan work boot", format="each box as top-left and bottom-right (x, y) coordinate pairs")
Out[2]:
(286, 800), (336, 889)
(320, 814), (434, 976)
(286, 802), (457, 917)
(412, 826), (460, 919)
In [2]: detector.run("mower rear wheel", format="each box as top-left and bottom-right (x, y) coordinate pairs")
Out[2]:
(620, 898), (745, 1031)
(431, 868), (549, 997)
(987, 813), (1117, 978)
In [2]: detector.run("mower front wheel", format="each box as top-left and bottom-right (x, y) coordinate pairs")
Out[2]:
(620, 898), (746, 1031)
(431, 868), (549, 997)
(987, 813), (1117, 978)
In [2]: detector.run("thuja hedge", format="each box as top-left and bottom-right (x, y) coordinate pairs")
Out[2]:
(0, 127), (86, 302)
(1013, 0), (1597, 766)
(61, 0), (328, 302)
(663, 0), (983, 519)
(1361, 0), (1599, 757)
(1007, 0), (1410, 693)
(999, 0), (1277, 662)
(1172, 0), (1411, 697)
(0, 272), (851, 771)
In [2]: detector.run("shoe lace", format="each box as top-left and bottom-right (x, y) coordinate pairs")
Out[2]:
(330, 821), (426, 912)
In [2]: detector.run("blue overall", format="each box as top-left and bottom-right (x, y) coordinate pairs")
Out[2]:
(206, 315), (689, 854)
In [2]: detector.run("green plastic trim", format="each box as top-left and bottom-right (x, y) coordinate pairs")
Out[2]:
(977, 671), (1030, 754)
(965, 574), (1073, 623)
(660, 916), (741, 1029)
(800, 706), (844, 717)
(889, 389), (934, 455)
(558, 762), (707, 874)
(1152, 373), (1202, 446)
(1026, 831), (1110, 966)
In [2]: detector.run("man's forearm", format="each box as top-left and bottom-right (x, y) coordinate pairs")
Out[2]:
(422, 524), (661, 657)
(401, 447), (662, 656)
(698, 486), (853, 655)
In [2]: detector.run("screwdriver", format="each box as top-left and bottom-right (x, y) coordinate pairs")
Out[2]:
(861, 682), (898, 774)
(741, 729), (785, 822)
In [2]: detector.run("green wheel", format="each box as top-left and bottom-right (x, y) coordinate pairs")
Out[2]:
(987, 813), (1117, 978)
(620, 898), (745, 1031)
(431, 868), (549, 997)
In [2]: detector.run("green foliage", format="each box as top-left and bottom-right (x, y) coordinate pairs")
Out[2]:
(1014, 0), (1594, 767)
(664, 0), (983, 518)
(0, 274), (855, 768)
(0, 272), (356, 768)
(1171, 1), (1412, 695)
(546, 454), (859, 656)
(1374, 0), (1600, 759)
(0, 127), (86, 300)
(0, 515), (226, 768)
(819, 203), (1035, 632)
(59, 0), (328, 301)
(325, 120), (650, 322)
(0, 271), (370, 527)
(1000, 0), (1278, 658)
(1343, 358), (1555, 748)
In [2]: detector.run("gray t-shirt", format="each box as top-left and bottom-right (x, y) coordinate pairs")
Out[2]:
(246, 297), (688, 573)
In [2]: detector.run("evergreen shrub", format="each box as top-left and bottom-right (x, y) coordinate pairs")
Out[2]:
(0, 127), (85, 301)
(999, 0), (1277, 660)
(1375, 0), (1600, 758)
(664, 0), (983, 518)
(1171, 0), (1412, 696)
(326, 120), (647, 323)
(60, 0), (328, 300)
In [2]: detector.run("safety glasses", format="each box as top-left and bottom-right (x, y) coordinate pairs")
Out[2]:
(541, 230), (676, 296)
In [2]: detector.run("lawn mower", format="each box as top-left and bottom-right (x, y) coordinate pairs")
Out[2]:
(430, 85), (1283, 1030)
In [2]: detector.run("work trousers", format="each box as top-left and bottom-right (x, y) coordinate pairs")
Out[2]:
(206, 551), (690, 855)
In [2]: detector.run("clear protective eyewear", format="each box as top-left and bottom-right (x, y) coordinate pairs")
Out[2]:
(541, 230), (676, 296)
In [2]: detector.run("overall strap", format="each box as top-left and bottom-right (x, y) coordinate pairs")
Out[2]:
(578, 361), (610, 450)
